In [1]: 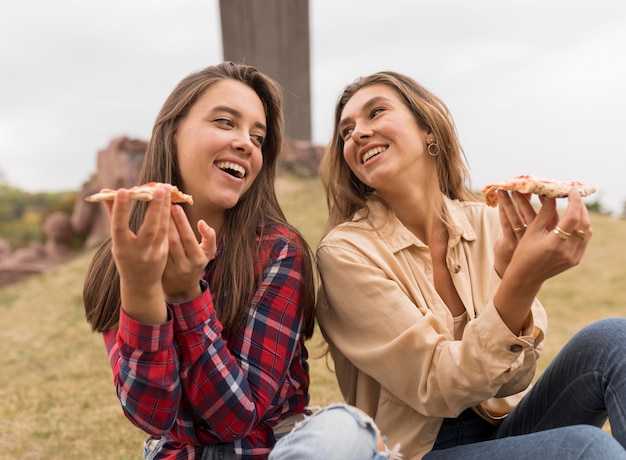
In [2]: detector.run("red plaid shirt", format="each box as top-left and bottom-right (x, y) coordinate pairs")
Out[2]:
(103, 225), (311, 459)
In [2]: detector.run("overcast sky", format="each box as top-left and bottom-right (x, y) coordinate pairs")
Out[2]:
(1, 0), (625, 213)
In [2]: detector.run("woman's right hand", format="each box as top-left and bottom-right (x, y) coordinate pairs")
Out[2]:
(161, 204), (216, 304)
(509, 187), (592, 283)
(494, 187), (592, 333)
(107, 185), (171, 324)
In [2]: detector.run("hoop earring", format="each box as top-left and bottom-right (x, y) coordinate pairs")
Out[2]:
(427, 141), (440, 156)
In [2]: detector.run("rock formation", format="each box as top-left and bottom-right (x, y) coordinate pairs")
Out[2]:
(71, 136), (147, 248)
(0, 135), (322, 288)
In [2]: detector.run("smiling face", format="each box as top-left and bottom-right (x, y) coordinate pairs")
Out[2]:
(339, 84), (433, 196)
(175, 79), (266, 219)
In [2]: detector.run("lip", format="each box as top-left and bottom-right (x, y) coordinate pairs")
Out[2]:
(358, 144), (388, 164)
(214, 157), (248, 179)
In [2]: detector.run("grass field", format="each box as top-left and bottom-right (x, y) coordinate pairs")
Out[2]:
(1, 175), (625, 459)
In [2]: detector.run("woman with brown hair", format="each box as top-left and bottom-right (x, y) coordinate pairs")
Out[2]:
(83, 62), (316, 459)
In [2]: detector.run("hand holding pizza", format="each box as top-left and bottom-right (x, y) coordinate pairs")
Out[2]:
(94, 182), (213, 306)
(493, 190), (536, 277)
(108, 185), (172, 325)
(486, 174), (595, 278)
(500, 186), (592, 280)
(162, 204), (216, 303)
(493, 187), (592, 333)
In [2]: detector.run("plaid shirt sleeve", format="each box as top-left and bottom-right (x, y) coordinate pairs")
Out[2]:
(103, 225), (309, 451)
(173, 226), (307, 442)
(103, 309), (182, 435)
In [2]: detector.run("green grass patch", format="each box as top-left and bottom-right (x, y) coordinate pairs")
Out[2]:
(1, 175), (624, 457)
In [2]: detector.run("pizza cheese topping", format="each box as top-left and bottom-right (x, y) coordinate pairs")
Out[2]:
(85, 182), (193, 205)
(482, 175), (596, 207)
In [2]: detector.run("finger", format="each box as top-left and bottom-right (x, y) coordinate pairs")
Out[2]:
(138, 186), (170, 242)
(167, 206), (184, 259)
(572, 187), (591, 226)
(497, 191), (525, 237)
(110, 189), (132, 242)
(560, 187), (593, 243)
(197, 219), (217, 260)
(511, 191), (535, 225)
(555, 187), (585, 232)
(169, 204), (192, 257)
(533, 195), (558, 231)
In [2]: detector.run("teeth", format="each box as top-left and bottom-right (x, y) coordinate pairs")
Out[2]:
(216, 161), (246, 178)
(362, 146), (386, 164)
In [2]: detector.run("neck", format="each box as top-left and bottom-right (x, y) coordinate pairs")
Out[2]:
(382, 186), (445, 245)
(185, 204), (226, 241)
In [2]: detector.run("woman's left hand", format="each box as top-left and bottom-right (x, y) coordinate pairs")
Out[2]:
(162, 205), (217, 303)
(493, 190), (537, 276)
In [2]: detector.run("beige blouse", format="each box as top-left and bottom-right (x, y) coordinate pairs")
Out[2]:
(316, 197), (547, 460)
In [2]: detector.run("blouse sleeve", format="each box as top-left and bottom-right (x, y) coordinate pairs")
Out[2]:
(316, 238), (544, 418)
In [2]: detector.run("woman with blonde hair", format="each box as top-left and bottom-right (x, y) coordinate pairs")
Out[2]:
(314, 70), (626, 459)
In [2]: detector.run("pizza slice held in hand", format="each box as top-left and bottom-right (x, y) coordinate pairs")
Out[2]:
(482, 175), (596, 207)
(85, 182), (193, 205)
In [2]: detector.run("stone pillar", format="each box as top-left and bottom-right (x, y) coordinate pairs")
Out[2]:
(219, 0), (311, 142)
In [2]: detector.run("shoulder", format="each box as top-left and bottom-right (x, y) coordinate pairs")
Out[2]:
(459, 200), (498, 222)
(319, 218), (376, 249)
(317, 219), (395, 269)
(446, 198), (499, 226)
(260, 224), (302, 244)
(258, 224), (308, 258)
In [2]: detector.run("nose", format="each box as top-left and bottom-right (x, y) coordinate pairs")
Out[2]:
(231, 131), (254, 154)
(351, 121), (373, 143)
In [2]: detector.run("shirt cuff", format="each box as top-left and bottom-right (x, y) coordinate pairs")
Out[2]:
(117, 307), (173, 353)
(167, 279), (215, 332)
(475, 302), (536, 355)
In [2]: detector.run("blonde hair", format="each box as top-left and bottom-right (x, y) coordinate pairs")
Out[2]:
(320, 71), (477, 232)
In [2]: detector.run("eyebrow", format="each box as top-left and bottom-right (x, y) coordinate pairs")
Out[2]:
(339, 96), (393, 130)
(212, 105), (267, 132)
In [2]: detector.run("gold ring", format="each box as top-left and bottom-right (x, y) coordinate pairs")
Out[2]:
(553, 226), (571, 240)
(512, 225), (527, 234)
(574, 229), (586, 240)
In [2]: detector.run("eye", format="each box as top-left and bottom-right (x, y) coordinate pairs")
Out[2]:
(214, 117), (234, 127)
(251, 133), (265, 147)
(341, 126), (354, 140)
(370, 106), (385, 118)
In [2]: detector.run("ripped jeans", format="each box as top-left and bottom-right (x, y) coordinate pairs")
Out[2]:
(270, 403), (399, 460)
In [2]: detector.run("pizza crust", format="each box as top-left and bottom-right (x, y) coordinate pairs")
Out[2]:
(482, 175), (596, 207)
(85, 182), (193, 205)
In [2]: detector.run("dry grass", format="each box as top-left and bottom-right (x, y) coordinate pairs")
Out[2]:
(0, 175), (624, 458)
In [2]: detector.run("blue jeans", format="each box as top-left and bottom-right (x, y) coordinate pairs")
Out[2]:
(143, 436), (236, 459)
(425, 318), (626, 459)
(270, 403), (396, 460)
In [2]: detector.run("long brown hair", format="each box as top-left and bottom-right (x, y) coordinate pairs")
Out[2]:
(320, 71), (477, 232)
(83, 62), (315, 339)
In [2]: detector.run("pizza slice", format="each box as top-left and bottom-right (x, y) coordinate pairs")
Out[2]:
(482, 175), (596, 207)
(85, 182), (193, 205)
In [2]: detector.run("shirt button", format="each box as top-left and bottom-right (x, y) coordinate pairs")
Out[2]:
(509, 344), (523, 353)
(452, 264), (461, 273)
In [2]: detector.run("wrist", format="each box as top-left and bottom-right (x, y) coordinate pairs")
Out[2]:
(120, 281), (168, 325)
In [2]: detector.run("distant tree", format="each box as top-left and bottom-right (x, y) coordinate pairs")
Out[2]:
(621, 200), (626, 219)
(585, 198), (610, 215)
(0, 184), (76, 249)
